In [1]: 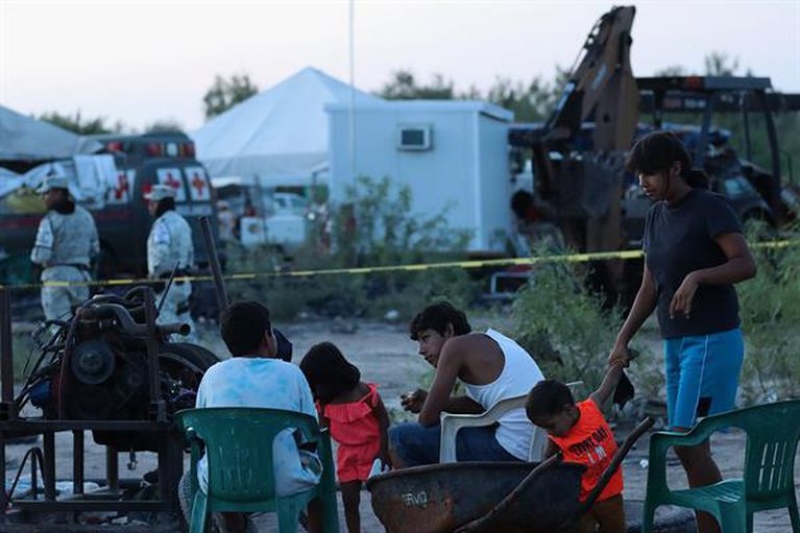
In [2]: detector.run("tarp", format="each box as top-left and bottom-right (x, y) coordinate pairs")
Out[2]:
(0, 105), (97, 161)
(191, 67), (384, 187)
(0, 155), (118, 210)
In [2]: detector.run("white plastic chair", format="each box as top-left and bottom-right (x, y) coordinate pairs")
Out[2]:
(439, 381), (583, 463)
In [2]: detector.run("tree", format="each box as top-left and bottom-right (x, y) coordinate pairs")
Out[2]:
(144, 119), (185, 134)
(378, 70), (456, 100)
(704, 51), (741, 76)
(653, 65), (687, 77)
(38, 111), (124, 135)
(487, 77), (547, 122)
(203, 73), (259, 120)
(485, 67), (570, 122)
(376, 67), (567, 122)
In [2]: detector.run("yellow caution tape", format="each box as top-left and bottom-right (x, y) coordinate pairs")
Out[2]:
(1, 239), (794, 291)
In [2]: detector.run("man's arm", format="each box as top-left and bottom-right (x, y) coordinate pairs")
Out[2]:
(418, 337), (483, 426)
(148, 221), (172, 276)
(30, 217), (54, 267)
(441, 396), (484, 414)
(89, 217), (100, 262)
(402, 389), (483, 417)
(588, 362), (626, 408)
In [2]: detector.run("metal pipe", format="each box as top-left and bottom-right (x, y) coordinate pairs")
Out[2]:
(156, 261), (180, 317)
(43, 432), (56, 500)
(200, 215), (229, 312)
(758, 89), (783, 215)
(143, 290), (165, 423)
(73, 430), (84, 495)
(106, 447), (119, 493)
(31, 447), (39, 500)
(80, 303), (189, 337)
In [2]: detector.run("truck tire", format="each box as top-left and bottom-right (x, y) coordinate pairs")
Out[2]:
(160, 342), (221, 389)
(625, 499), (697, 533)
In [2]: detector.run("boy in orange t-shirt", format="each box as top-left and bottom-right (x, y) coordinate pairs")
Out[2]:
(525, 359), (629, 533)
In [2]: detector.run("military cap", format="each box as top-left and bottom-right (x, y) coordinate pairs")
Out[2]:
(36, 175), (70, 194)
(144, 184), (178, 202)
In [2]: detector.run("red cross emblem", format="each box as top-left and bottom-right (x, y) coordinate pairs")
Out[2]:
(113, 172), (129, 200)
(164, 172), (181, 190)
(191, 171), (206, 197)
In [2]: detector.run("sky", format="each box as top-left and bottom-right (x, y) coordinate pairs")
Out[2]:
(1, 0), (799, 132)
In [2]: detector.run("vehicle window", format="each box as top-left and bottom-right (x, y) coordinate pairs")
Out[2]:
(291, 196), (309, 211)
(722, 176), (757, 199)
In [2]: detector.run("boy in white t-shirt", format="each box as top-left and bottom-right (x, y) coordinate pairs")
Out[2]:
(183, 301), (323, 533)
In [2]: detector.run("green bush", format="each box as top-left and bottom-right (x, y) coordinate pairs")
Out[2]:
(225, 176), (477, 321)
(738, 226), (800, 403)
(512, 261), (618, 389)
(510, 255), (654, 397)
(331, 176), (471, 268)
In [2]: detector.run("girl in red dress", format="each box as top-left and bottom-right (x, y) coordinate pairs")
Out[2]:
(300, 342), (391, 533)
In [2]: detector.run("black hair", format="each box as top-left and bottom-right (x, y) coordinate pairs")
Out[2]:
(299, 342), (360, 404)
(273, 329), (293, 363)
(219, 300), (271, 356)
(52, 191), (75, 214)
(155, 197), (176, 218)
(510, 190), (534, 220)
(625, 130), (709, 189)
(409, 301), (472, 341)
(525, 379), (575, 420)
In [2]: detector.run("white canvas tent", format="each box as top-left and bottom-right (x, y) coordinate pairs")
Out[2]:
(191, 67), (384, 187)
(0, 105), (97, 161)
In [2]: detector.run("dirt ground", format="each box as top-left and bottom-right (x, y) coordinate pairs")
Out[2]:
(4, 318), (798, 532)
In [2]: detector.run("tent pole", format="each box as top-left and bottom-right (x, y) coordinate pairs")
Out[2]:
(348, 0), (357, 182)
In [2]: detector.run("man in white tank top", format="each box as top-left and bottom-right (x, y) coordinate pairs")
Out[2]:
(389, 302), (544, 467)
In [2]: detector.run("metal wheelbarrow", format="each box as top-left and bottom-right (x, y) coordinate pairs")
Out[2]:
(367, 417), (654, 533)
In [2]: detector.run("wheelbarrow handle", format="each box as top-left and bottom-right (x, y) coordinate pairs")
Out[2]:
(574, 416), (655, 518)
(454, 453), (563, 533)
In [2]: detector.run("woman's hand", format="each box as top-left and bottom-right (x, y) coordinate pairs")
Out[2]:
(670, 272), (699, 319)
(608, 342), (630, 368)
(400, 389), (427, 413)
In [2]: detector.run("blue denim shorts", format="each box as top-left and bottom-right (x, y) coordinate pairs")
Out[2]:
(664, 327), (744, 430)
(389, 422), (520, 467)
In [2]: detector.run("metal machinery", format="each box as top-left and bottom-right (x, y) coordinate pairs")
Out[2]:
(0, 280), (219, 520)
(509, 5), (800, 306)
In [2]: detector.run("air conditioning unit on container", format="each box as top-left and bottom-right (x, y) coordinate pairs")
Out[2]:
(396, 124), (433, 151)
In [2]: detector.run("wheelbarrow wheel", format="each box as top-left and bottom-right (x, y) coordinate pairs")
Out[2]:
(624, 499), (697, 533)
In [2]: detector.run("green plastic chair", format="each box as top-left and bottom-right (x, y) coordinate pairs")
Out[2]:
(643, 400), (800, 533)
(174, 407), (340, 533)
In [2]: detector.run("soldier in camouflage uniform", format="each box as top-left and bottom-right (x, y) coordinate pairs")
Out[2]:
(145, 184), (197, 339)
(30, 175), (100, 321)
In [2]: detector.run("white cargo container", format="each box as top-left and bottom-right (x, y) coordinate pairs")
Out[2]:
(326, 100), (514, 254)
